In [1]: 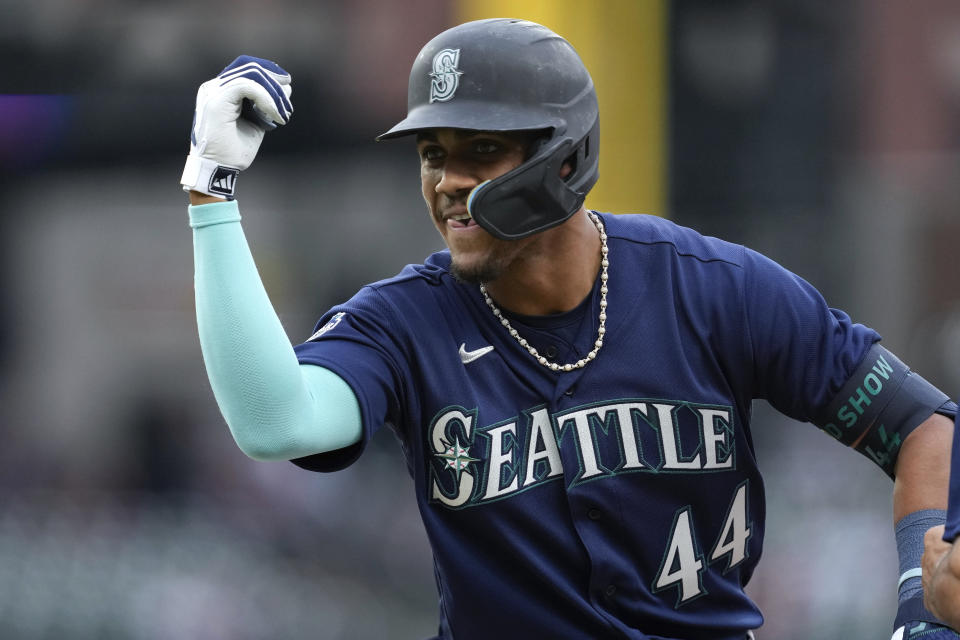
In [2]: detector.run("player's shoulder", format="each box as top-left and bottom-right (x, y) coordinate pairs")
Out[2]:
(597, 211), (746, 267)
(329, 250), (458, 325)
(351, 249), (459, 308)
(364, 250), (453, 291)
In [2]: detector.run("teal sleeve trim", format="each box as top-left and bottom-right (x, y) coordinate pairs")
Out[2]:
(189, 199), (242, 228)
(191, 203), (362, 459)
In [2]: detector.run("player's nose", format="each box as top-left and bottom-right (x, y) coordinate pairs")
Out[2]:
(435, 157), (479, 195)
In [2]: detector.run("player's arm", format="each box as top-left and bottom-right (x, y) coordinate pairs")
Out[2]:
(893, 414), (952, 523)
(183, 57), (362, 460)
(809, 345), (957, 636)
(814, 350), (958, 637)
(190, 192), (226, 205)
(740, 250), (958, 636)
(889, 414), (957, 636)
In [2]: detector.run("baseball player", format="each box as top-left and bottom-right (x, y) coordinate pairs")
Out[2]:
(183, 19), (959, 639)
(921, 410), (960, 631)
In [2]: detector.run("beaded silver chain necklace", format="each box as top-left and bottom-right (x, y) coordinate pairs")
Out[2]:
(479, 211), (608, 372)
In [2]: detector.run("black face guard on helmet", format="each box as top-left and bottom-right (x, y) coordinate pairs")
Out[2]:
(377, 18), (600, 240)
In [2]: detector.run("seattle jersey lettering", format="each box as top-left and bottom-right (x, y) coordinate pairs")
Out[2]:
(429, 399), (735, 509)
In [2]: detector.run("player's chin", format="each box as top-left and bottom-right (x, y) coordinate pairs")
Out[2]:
(449, 253), (504, 285)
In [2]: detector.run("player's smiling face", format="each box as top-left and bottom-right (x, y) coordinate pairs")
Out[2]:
(417, 128), (535, 283)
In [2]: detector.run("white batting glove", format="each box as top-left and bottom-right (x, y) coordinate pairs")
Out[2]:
(891, 621), (960, 639)
(181, 55), (293, 199)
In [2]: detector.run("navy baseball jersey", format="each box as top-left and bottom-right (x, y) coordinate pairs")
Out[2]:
(293, 212), (879, 639)
(946, 410), (960, 542)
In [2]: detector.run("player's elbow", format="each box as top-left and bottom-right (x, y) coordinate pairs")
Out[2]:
(232, 431), (294, 461)
(224, 415), (301, 461)
(226, 413), (360, 461)
(236, 443), (284, 462)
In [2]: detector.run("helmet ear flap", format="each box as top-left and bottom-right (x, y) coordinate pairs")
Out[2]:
(468, 136), (582, 239)
(565, 118), (600, 194)
(467, 117), (598, 240)
(525, 133), (551, 161)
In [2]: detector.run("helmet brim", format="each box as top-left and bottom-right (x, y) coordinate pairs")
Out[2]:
(376, 100), (560, 141)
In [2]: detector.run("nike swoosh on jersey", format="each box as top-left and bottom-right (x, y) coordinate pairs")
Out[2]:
(459, 343), (495, 364)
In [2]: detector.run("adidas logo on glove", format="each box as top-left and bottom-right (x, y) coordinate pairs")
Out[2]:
(208, 167), (239, 197)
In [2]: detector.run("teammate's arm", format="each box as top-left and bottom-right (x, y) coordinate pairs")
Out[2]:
(920, 409), (960, 630)
(924, 524), (960, 630)
(184, 57), (362, 460)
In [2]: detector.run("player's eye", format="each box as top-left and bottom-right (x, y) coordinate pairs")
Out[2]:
(473, 140), (500, 155)
(419, 145), (445, 163)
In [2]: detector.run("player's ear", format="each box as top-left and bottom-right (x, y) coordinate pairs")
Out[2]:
(560, 146), (578, 180)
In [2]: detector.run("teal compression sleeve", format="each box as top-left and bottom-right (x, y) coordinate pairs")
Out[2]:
(189, 200), (362, 460)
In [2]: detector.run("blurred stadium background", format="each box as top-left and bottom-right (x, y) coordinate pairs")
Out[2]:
(2, 0), (960, 637)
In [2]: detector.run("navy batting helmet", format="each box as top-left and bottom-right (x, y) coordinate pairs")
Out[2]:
(378, 18), (600, 240)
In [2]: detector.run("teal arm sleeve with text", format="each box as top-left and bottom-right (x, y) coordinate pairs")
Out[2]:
(189, 200), (362, 460)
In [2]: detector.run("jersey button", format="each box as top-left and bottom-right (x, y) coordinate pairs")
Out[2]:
(564, 386), (575, 397)
(604, 584), (617, 598)
(545, 345), (558, 358)
(588, 508), (602, 520)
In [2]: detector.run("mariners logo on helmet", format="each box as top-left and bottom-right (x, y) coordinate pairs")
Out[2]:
(429, 48), (462, 103)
